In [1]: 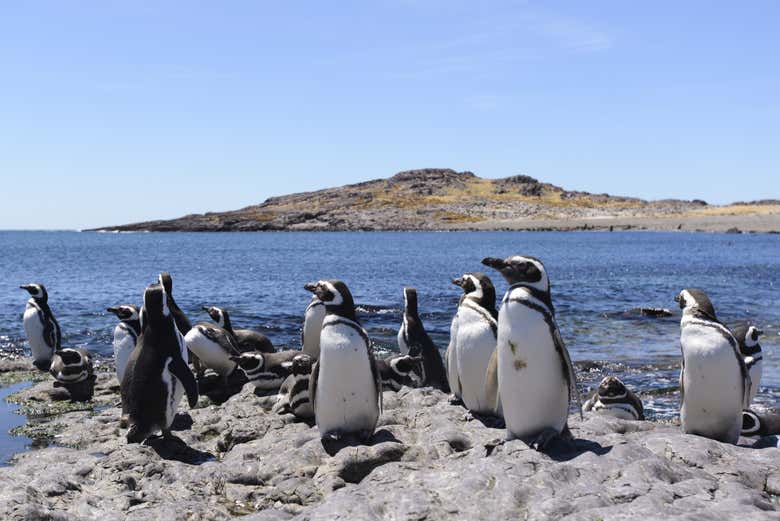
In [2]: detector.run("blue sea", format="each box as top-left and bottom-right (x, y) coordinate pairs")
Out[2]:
(1, 231), (778, 461)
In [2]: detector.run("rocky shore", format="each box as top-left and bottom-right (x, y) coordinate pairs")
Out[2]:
(90, 169), (780, 234)
(1, 358), (779, 520)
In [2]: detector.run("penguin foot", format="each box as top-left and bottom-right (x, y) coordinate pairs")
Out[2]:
(448, 395), (464, 406)
(358, 430), (374, 443)
(323, 431), (342, 441)
(126, 425), (148, 444)
(463, 411), (475, 422)
(529, 427), (560, 452)
(32, 359), (51, 372)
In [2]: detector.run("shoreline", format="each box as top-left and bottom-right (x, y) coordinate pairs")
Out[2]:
(0, 359), (778, 519)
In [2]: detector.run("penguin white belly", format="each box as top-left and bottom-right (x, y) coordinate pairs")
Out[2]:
(454, 306), (496, 413)
(498, 303), (569, 439)
(113, 327), (135, 383)
(302, 304), (325, 360)
(161, 358), (185, 430)
(592, 401), (638, 421)
(746, 358), (762, 405)
(23, 305), (51, 363)
(315, 324), (378, 436)
(680, 326), (743, 443)
(184, 328), (234, 376)
(446, 317), (461, 398)
(397, 322), (409, 355)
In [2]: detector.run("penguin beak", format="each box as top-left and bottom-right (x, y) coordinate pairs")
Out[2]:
(304, 282), (318, 293)
(673, 295), (681, 303)
(755, 329), (764, 336)
(481, 257), (507, 271)
(106, 307), (118, 314)
(20, 284), (33, 292)
(451, 277), (465, 287)
(201, 306), (210, 312)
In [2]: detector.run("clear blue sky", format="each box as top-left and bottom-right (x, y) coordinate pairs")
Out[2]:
(2, 1), (778, 229)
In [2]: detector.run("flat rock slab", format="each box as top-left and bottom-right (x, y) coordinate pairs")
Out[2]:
(0, 369), (778, 520)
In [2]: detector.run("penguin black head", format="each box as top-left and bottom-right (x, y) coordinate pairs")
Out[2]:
(202, 306), (228, 328)
(742, 410), (762, 435)
(390, 354), (424, 385)
(304, 279), (357, 320)
(230, 352), (264, 373)
(452, 273), (497, 312)
(403, 287), (418, 316)
(597, 376), (628, 399)
(107, 305), (140, 322)
(159, 272), (174, 295)
(675, 288), (717, 320)
(141, 283), (173, 331)
(56, 348), (83, 366)
(732, 322), (763, 355)
(20, 283), (48, 302)
(291, 353), (313, 376)
(482, 255), (549, 292)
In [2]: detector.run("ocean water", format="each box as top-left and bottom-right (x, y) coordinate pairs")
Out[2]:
(0, 230), (778, 453)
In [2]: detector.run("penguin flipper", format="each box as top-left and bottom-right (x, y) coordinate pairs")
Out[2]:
(309, 360), (319, 413)
(367, 340), (383, 414)
(552, 323), (582, 419)
(170, 356), (199, 407)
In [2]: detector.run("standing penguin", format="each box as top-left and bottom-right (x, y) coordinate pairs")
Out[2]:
(107, 305), (141, 383)
(446, 273), (499, 415)
(482, 256), (580, 449)
(306, 279), (381, 441)
(121, 283), (199, 443)
(20, 283), (61, 371)
(159, 272), (204, 375)
(675, 288), (750, 444)
(732, 323), (763, 405)
(202, 306), (275, 353)
(397, 287), (449, 392)
(301, 286), (327, 360)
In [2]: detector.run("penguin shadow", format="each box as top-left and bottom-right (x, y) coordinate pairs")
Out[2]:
(143, 434), (215, 465)
(539, 436), (612, 462)
(320, 428), (401, 457)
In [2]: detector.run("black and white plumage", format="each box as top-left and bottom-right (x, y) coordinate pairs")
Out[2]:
(306, 279), (382, 441)
(583, 376), (645, 421)
(742, 408), (780, 437)
(231, 350), (299, 390)
(273, 354), (315, 419)
(107, 305), (141, 383)
(376, 354), (423, 392)
(20, 283), (61, 371)
(483, 255), (581, 449)
(732, 322), (763, 405)
(49, 348), (96, 401)
(446, 273), (499, 414)
(397, 287), (449, 392)
(184, 320), (242, 378)
(121, 283), (199, 443)
(301, 286), (327, 360)
(203, 306), (275, 353)
(675, 288), (750, 444)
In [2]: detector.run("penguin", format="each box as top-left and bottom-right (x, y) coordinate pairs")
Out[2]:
(202, 306), (275, 353)
(446, 273), (499, 415)
(482, 255), (581, 449)
(742, 408), (780, 437)
(732, 323), (763, 405)
(184, 318), (242, 378)
(107, 305), (141, 383)
(301, 286), (327, 360)
(375, 354), (423, 392)
(674, 288), (750, 444)
(397, 287), (449, 392)
(230, 350), (300, 390)
(49, 348), (96, 401)
(273, 353), (315, 419)
(582, 376), (644, 420)
(306, 279), (382, 441)
(20, 283), (61, 371)
(121, 283), (199, 443)
(484, 349), (502, 417)
(159, 272), (203, 374)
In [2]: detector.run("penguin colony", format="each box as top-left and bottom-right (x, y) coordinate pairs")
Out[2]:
(18, 254), (772, 448)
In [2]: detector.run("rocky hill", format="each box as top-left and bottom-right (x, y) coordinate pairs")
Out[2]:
(92, 169), (780, 232)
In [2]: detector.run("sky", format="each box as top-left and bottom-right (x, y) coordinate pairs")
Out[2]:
(1, 1), (778, 229)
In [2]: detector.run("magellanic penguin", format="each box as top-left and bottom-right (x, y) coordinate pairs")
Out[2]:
(202, 306), (275, 353)
(159, 272), (204, 375)
(273, 353), (315, 419)
(675, 288), (750, 444)
(107, 305), (141, 383)
(742, 408), (780, 437)
(732, 322), (763, 405)
(376, 354), (423, 392)
(301, 286), (327, 360)
(483, 255), (581, 449)
(184, 318), (242, 378)
(49, 348), (96, 401)
(20, 283), (61, 371)
(397, 287), (449, 392)
(306, 279), (382, 441)
(121, 283), (199, 443)
(230, 350), (300, 390)
(583, 376), (645, 421)
(446, 273), (499, 415)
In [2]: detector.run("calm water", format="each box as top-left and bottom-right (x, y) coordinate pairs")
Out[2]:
(0, 231), (778, 455)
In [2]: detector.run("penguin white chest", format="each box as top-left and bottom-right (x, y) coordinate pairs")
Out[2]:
(453, 305), (496, 413)
(680, 324), (743, 442)
(497, 300), (568, 438)
(113, 326), (136, 383)
(302, 303), (326, 360)
(315, 322), (378, 436)
(161, 357), (184, 429)
(746, 357), (762, 405)
(23, 304), (50, 362)
(397, 318), (410, 355)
